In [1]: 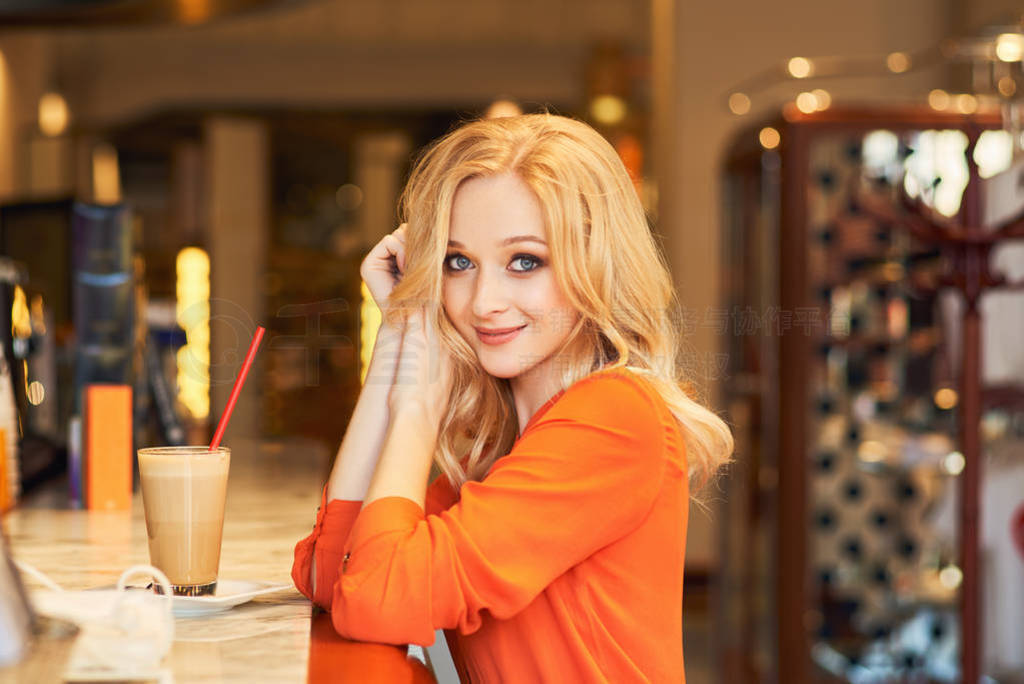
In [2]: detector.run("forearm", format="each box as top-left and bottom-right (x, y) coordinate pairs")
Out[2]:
(325, 323), (403, 502)
(363, 403), (439, 509)
(312, 324), (403, 595)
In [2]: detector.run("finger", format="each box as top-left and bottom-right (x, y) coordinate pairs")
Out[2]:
(385, 234), (405, 257)
(388, 227), (407, 271)
(381, 234), (401, 257)
(394, 239), (405, 273)
(374, 235), (404, 275)
(363, 236), (394, 270)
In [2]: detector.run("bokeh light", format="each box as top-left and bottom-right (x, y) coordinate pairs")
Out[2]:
(934, 387), (958, 410)
(728, 92), (751, 115)
(928, 89), (950, 111)
(886, 52), (911, 73)
(590, 95), (627, 126)
(759, 127), (781, 149)
(995, 33), (1024, 62)
(795, 92), (818, 114)
(38, 92), (69, 137)
(788, 57), (813, 78)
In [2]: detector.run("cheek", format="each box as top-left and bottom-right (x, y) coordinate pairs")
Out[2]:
(527, 280), (574, 321)
(441, 282), (468, 323)
(441, 281), (456, 308)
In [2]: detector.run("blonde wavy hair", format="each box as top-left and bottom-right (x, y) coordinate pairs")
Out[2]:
(384, 113), (733, 495)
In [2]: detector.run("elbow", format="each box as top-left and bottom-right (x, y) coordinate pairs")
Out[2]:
(330, 576), (436, 646)
(293, 540), (341, 610)
(291, 538), (316, 601)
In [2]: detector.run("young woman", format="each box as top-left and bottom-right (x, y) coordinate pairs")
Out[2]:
(292, 113), (733, 682)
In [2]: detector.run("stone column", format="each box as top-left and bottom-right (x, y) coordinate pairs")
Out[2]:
(204, 117), (269, 442)
(353, 131), (412, 248)
(0, 34), (55, 201)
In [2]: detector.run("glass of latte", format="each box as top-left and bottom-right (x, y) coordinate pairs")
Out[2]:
(137, 446), (230, 596)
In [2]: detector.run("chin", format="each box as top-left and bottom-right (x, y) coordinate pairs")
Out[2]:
(477, 357), (527, 380)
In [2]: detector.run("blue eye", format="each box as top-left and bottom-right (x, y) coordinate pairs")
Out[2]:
(510, 254), (542, 272)
(444, 254), (473, 272)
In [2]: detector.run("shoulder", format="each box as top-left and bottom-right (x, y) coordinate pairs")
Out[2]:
(565, 366), (662, 407)
(543, 366), (664, 430)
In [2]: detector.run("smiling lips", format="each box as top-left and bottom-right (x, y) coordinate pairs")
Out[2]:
(475, 324), (526, 345)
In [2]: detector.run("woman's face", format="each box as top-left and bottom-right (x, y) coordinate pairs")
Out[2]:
(442, 172), (580, 381)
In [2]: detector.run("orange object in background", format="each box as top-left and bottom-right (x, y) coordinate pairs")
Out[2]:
(307, 611), (435, 684)
(614, 132), (644, 196)
(85, 385), (133, 511)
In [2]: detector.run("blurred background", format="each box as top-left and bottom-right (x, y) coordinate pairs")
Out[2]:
(1, 0), (1024, 681)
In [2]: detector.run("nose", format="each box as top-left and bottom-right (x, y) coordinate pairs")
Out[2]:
(471, 267), (509, 319)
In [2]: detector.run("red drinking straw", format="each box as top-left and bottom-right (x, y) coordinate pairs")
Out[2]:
(209, 325), (265, 451)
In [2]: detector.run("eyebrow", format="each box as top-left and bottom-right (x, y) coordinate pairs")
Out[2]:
(447, 235), (548, 249)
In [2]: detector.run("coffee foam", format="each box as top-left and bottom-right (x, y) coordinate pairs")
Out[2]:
(137, 451), (228, 477)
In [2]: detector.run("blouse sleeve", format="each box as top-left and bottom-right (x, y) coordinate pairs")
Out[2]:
(292, 475), (459, 608)
(328, 372), (668, 646)
(291, 485), (362, 607)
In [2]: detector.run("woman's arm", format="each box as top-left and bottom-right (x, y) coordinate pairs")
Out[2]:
(296, 225), (413, 603)
(363, 403), (438, 509)
(326, 320), (404, 501)
(363, 306), (454, 509)
(306, 321), (403, 597)
(329, 221), (409, 501)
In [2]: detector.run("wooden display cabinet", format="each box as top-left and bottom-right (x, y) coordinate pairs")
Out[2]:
(715, 106), (1023, 683)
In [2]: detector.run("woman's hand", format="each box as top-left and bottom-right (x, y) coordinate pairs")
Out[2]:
(364, 305), (452, 508)
(359, 224), (407, 313)
(388, 304), (455, 427)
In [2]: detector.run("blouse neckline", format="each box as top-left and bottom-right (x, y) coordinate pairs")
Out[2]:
(513, 366), (626, 444)
(515, 388), (566, 444)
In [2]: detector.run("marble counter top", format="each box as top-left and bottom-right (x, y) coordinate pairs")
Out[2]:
(3, 439), (434, 683)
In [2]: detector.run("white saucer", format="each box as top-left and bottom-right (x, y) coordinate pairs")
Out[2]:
(171, 579), (292, 617)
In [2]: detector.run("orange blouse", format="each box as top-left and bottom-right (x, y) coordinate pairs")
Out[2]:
(292, 367), (690, 682)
